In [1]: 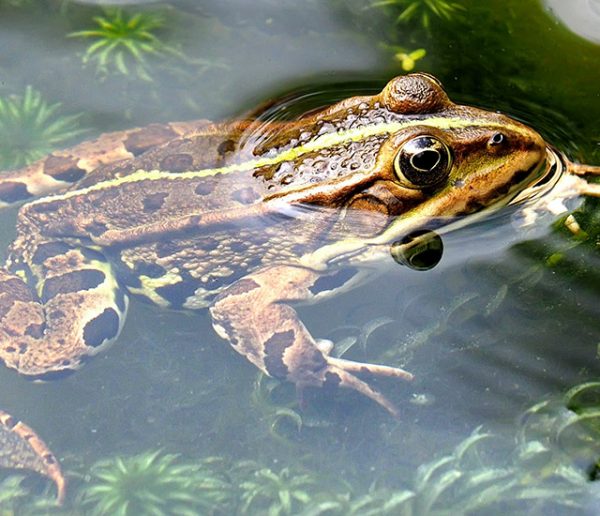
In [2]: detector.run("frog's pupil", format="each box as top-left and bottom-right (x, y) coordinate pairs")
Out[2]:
(412, 150), (440, 172)
(491, 133), (505, 145)
(394, 135), (452, 188)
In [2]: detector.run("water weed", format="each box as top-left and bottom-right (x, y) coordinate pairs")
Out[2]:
(79, 450), (211, 515)
(370, 0), (465, 30)
(237, 463), (317, 515)
(0, 86), (84, 170)
(68, 8), (179, 81)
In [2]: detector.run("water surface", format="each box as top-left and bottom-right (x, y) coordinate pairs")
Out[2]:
(0, 0), (599, 513)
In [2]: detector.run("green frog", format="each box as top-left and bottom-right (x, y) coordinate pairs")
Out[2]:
(0, 73), (598, 502)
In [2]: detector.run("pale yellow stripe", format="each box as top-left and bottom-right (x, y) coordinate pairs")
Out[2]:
(30, 117), (527, 205)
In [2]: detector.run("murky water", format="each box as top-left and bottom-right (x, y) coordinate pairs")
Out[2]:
(0, 0), (599, 514)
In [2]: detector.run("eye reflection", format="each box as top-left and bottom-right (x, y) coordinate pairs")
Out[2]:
(390, 230), (444, 271)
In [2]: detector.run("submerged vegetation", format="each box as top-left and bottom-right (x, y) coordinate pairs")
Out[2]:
(68, 8), (177, 81)
(237, 463), (318, 514)
(0, 86), (84, 169)
(79, 450), (221, 515)
(3, 383), (600, 513)
(370, 0), (465, 30)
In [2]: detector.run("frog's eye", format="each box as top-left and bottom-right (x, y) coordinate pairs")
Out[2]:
(489, 132), (506, 146)
(394, 136), (452, 188)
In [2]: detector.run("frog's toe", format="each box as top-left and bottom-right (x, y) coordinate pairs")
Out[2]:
(327, 356), (414, 381)
(0, 410), (65, 504)
(319, 365), (403, 418)
(321, 357), (412, 417)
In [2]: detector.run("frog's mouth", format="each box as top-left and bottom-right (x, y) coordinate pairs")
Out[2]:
(507, 146), (565, 206)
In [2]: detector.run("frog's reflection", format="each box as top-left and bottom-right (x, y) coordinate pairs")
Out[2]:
(390, 229), (443, 271)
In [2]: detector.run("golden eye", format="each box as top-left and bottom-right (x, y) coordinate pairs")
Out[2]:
(393, 136), (452, 188)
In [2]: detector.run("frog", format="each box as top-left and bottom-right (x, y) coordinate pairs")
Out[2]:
(0, 73), (598, 502)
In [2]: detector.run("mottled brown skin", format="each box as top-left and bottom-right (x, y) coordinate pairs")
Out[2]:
(1, 73), (587, 500)
(0, 73), (550, 401)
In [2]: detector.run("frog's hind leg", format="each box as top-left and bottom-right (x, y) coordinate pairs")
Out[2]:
(0, 119), (210, 208)
(210, 265), (413, 417)
(315, 362), (409, 418)
(0, 238), (128, 378)
(0, 409), (65, 504)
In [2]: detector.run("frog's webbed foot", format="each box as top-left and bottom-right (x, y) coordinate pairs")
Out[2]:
(0, 410), (65, 504)
(210, 265), (412, 417)
(314, 357), (412, 418)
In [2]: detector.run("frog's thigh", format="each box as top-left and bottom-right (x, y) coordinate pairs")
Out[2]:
(210, 265), (413, 417)
(0, 243), (128, 379)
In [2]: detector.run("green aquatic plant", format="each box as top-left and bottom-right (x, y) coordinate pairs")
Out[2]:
(380, 44), (427, 71)
(298, 381), (600, 515)
(399, 428), (588, 514)
(251, 373), (304, 441)
(0, 86), (85, 170)
(0, 474), (60, 515)
(237, 463), (317, 515)
(299, 488), (413, 516)
(371, 0), (465, 30)
(68, 8), (178, 81)
(393, 47), (426, 71)
(79, 450), (216, 515)
(0, 475), (29, 512)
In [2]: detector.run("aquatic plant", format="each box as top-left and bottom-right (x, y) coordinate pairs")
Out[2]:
(251, 373), (304, 441)
(0, 475), (29, 512)
(381, 45), (427, 71)
(237, 463), (317, 515)
(68, 8), (178, 81)
(79, 450), (216, 515)
(0, 474), (60, 515)
(370, 0), (465, 30)
(395, 47), (426, 71)
(298, 488), (413, 516)
(297, 379), (600, 515)
(0, 86), (84, 170)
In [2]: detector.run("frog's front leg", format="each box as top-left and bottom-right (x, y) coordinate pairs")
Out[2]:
(0, 239), (128, 378)
(210, 265), (413, 417)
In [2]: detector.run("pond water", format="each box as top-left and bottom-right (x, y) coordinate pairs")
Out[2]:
(0, 0), (599, 514)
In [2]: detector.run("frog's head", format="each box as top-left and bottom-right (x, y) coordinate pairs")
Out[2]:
(347, 73), (547, 220)
(269, 73), (547, 224)
(294, 74), (548, 266)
